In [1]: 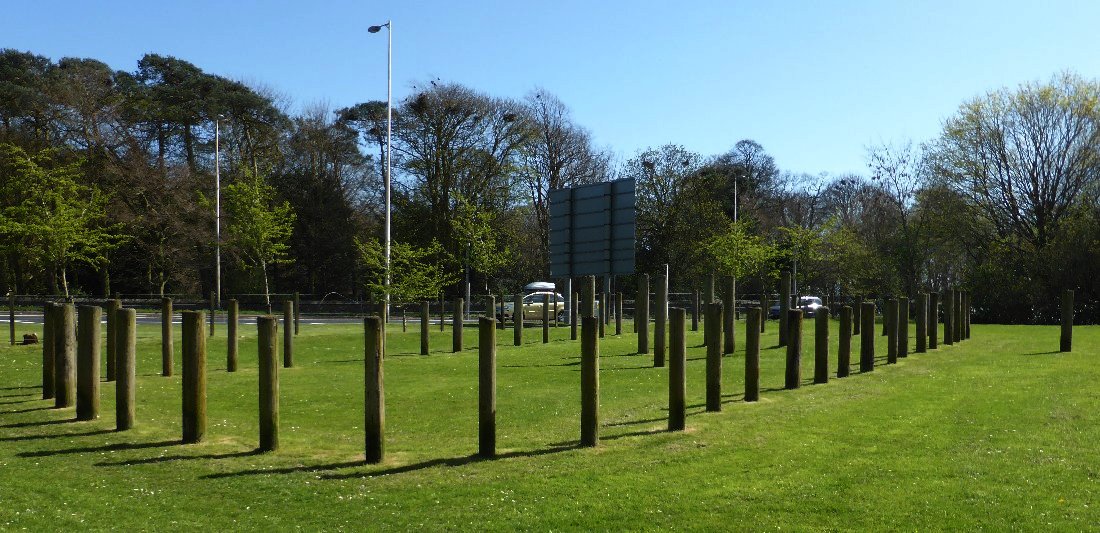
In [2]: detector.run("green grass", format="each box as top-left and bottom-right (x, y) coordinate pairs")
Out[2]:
(1, 316), (1097, 530)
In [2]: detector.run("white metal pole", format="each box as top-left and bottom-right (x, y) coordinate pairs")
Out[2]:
(215, 118), (221, 308)
(384, 20), (392, 323)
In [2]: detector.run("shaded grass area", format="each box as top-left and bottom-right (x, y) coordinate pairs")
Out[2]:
(1, 318), (1097, 529)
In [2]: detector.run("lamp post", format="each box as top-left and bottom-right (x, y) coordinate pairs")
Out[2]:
(215, 114), (224, 308)
(369, 21), (392, 321)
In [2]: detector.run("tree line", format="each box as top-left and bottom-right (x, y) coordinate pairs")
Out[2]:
(1, 49), (1097, 323)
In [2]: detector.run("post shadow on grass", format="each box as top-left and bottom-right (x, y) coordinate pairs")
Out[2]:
(0, 428), (114, 442)
(1, 418), (74, 429)
(17, 439), (181, 458)
(96, 449), (263, 467)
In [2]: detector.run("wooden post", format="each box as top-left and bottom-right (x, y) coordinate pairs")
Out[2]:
(42, 303), (56, 400)
(954, 290), (964, 343)
(453, 298), (464, 352)
(580, 315), (600, 447)
(182, 311), (207, 443)
(853, 296), (861, 335)
(654, 274), (667, 367)
(570, 291), (578, 341)
(401, 305), (407, 332)
(209, 290), (216, 337)
(76, 306), (101, 421)
(282, 300), (293, 368)
(929, 292), (939, 349)
(779, 271), (791, 347)
(723, 277), (736, 355)
(479, 317), (496, 457)
(964, 291), (972, 339)
(598, 291), (606, 338)
(837, 306), (851, 378)
(745, 307), (761, 402)
(637, 274), (649, 354)
(542, 293), (550, 344)
(294, 291), (301, 335)
(1061, 289), (1073, 352)
(668, 308), (687, 431)
(161, 297), (173, 376)
(420, 300), (430, 355)
(513, 294), (523, 346)
(915, 293), (927, 353)
(814, 306), (829, 384)
(692, 289), (700, 332)
(705, 302), (722, 412)
(943, 289), (954, 346)
(8, 292), (14, 346)
(258, 315), (279, 451)
(582, 276), (596, 317)
(616, 292), (623, 336)
(759, 295), (767, 333)
(222, 299), (237, 372)
(886, 299), (898, 364)
(115, 308), (136, 430)
(440, 295), (446, 332)
(860, 302), (875, 372)
(105, 298), (119, 382)
(54, 303), (76, 409)
(898, 296), (909, 358)
(364, 316), (385, 463)
(785, 309), (802, 389)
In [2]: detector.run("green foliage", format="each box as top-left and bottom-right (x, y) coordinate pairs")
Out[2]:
(223, 168), (295, 305)
(356, 237), (458, 302)
(705, 221), (777, 281)
(452, 195), (512, 286)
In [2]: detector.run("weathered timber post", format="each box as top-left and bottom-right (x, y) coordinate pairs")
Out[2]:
(943, 289), (954, 346)
(723, 276), (736, 355)
(598, 291), (606, 338)
(955, 289), (965, 343)
(814, 306), (829, 384)
(294, 291), (301, 335)
(42, 303), (56, 400)
(745, 307), (761, 402)
(401, 305), (407, 332)
(440, 295), (446, 332)
(570, 291), (578, 341)
(1061, 290), (1074, 352)
(479, 317), (496, 457)
(54, 303), (76, 409)
(105, 298), (120, 382)
(76, 306), (101, 421)
(542, 293), (550, 344)
(964, 291), (972, 339)
(364, 316), (385, 463)
(420, 300), (430, 355)
(182, 311), (207, 443)
(898, 296), (909, 358)
(637, 274), (650, 354)
(616, 292), (623, 336)
(655, 274), (667, 367)
(785, 309), (803, 389)
(453, 298), (464, 352)
(837, 306), (851, 378)
(161, 297), (173, 376)
(692, 289), (700, 331)
(853, 296), (861, 335)
(8, 292), (14, 346)
(860, 302), (875, 372)
(886, 299), (898, 364)
(580, 315), (600, 447)
(513, 294), (523, 346)
(209, 290), (216, 336)
(915, 293), (927, 353)
(929, 292), (939, 349)
(668, 307), (687, 431)
(115, 308), (136, 430)
(705, 302), (723, 412)
(255, 315), (279, 451)
(582, 276), (596, 317)
(759, 295), (767, 333)
(282, 300), (294, 368)
(779, 271), (791, 347)
(227, 299), (239, 372)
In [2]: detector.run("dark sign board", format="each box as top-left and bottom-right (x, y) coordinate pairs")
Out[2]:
(548, 179), (636, 277)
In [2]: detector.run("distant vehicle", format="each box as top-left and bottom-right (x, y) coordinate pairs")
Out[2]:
(769, 296), (825, 319)
(500, 283), (566, 323)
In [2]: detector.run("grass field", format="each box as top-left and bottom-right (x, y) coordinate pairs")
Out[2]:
(1, 314), (1097, 530)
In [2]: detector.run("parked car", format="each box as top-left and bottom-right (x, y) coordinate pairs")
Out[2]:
(769, 296), (825, 318)
(500, 291), (567, 323)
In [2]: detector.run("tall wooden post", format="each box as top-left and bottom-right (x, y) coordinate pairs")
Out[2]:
(161, 297), (173, 377)
(759, 295), (767, 333)
(542, 293), (550, 344)
(479, 317), (496, 457)
(853, 296), (861, 335)
(453, 298), (464, 352)
(105, 298), (119, 382)
(598, 293), (606, 338)
(898, 296), (909, 358)
(54, 303), (76, 409)
(954, 290), (964, 343)
(582, 276), (596, 317)
(115, 308), (136, 430)
(692, 289), (700, 332)
(860, 302), (875, 372)
(929, 292), (939, 349)
(745, 307), (761, 402)
(8, 292), (14, 346)
(282, 300), (293, 368)
(814, 307), (829, 384)
(615, 292), (623, 336)
(570, 291), (578, 341)
(182, 311), (207, 444)
(637, 274), (649, 354)
(257, 315), (279, 451)
(420, 300), (430, 355)
(209, 290), (216, 337)
(1061, 290), (1073, 352)
(785, 309), (802, 389)
(224, 299), (238, 372)
(513, 294), (524, 346)
(886, 299), (898, 364)
(779, 271), (791, 347)
(964, 291), (972, 339)
(76, 306), (101, 421)
(705, 302), (723, 412)
(654, 274), (667, 367)
(42, 303), (56, 400)
(837, 306), (851, 378)
(943, 289), (954, 346)
(668, 308), (687, 431)
(580, 315), (600, 447)
(364, 316), (385, 463)
(294, 291), (301, 335)
(915, 293), (927, 353)
(723, 277), (736, 355)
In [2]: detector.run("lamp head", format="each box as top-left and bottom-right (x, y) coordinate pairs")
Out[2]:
(369, 23), (389, 33)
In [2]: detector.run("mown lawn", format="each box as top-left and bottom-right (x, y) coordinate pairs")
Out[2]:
(1, 314), (1097, 530)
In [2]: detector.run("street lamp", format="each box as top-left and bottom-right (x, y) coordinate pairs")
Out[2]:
(215, 114), (224, 308)
(369, 20), (392, 321)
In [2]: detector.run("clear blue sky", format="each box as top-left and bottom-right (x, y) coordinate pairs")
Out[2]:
(7, 0), (1100, 176)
